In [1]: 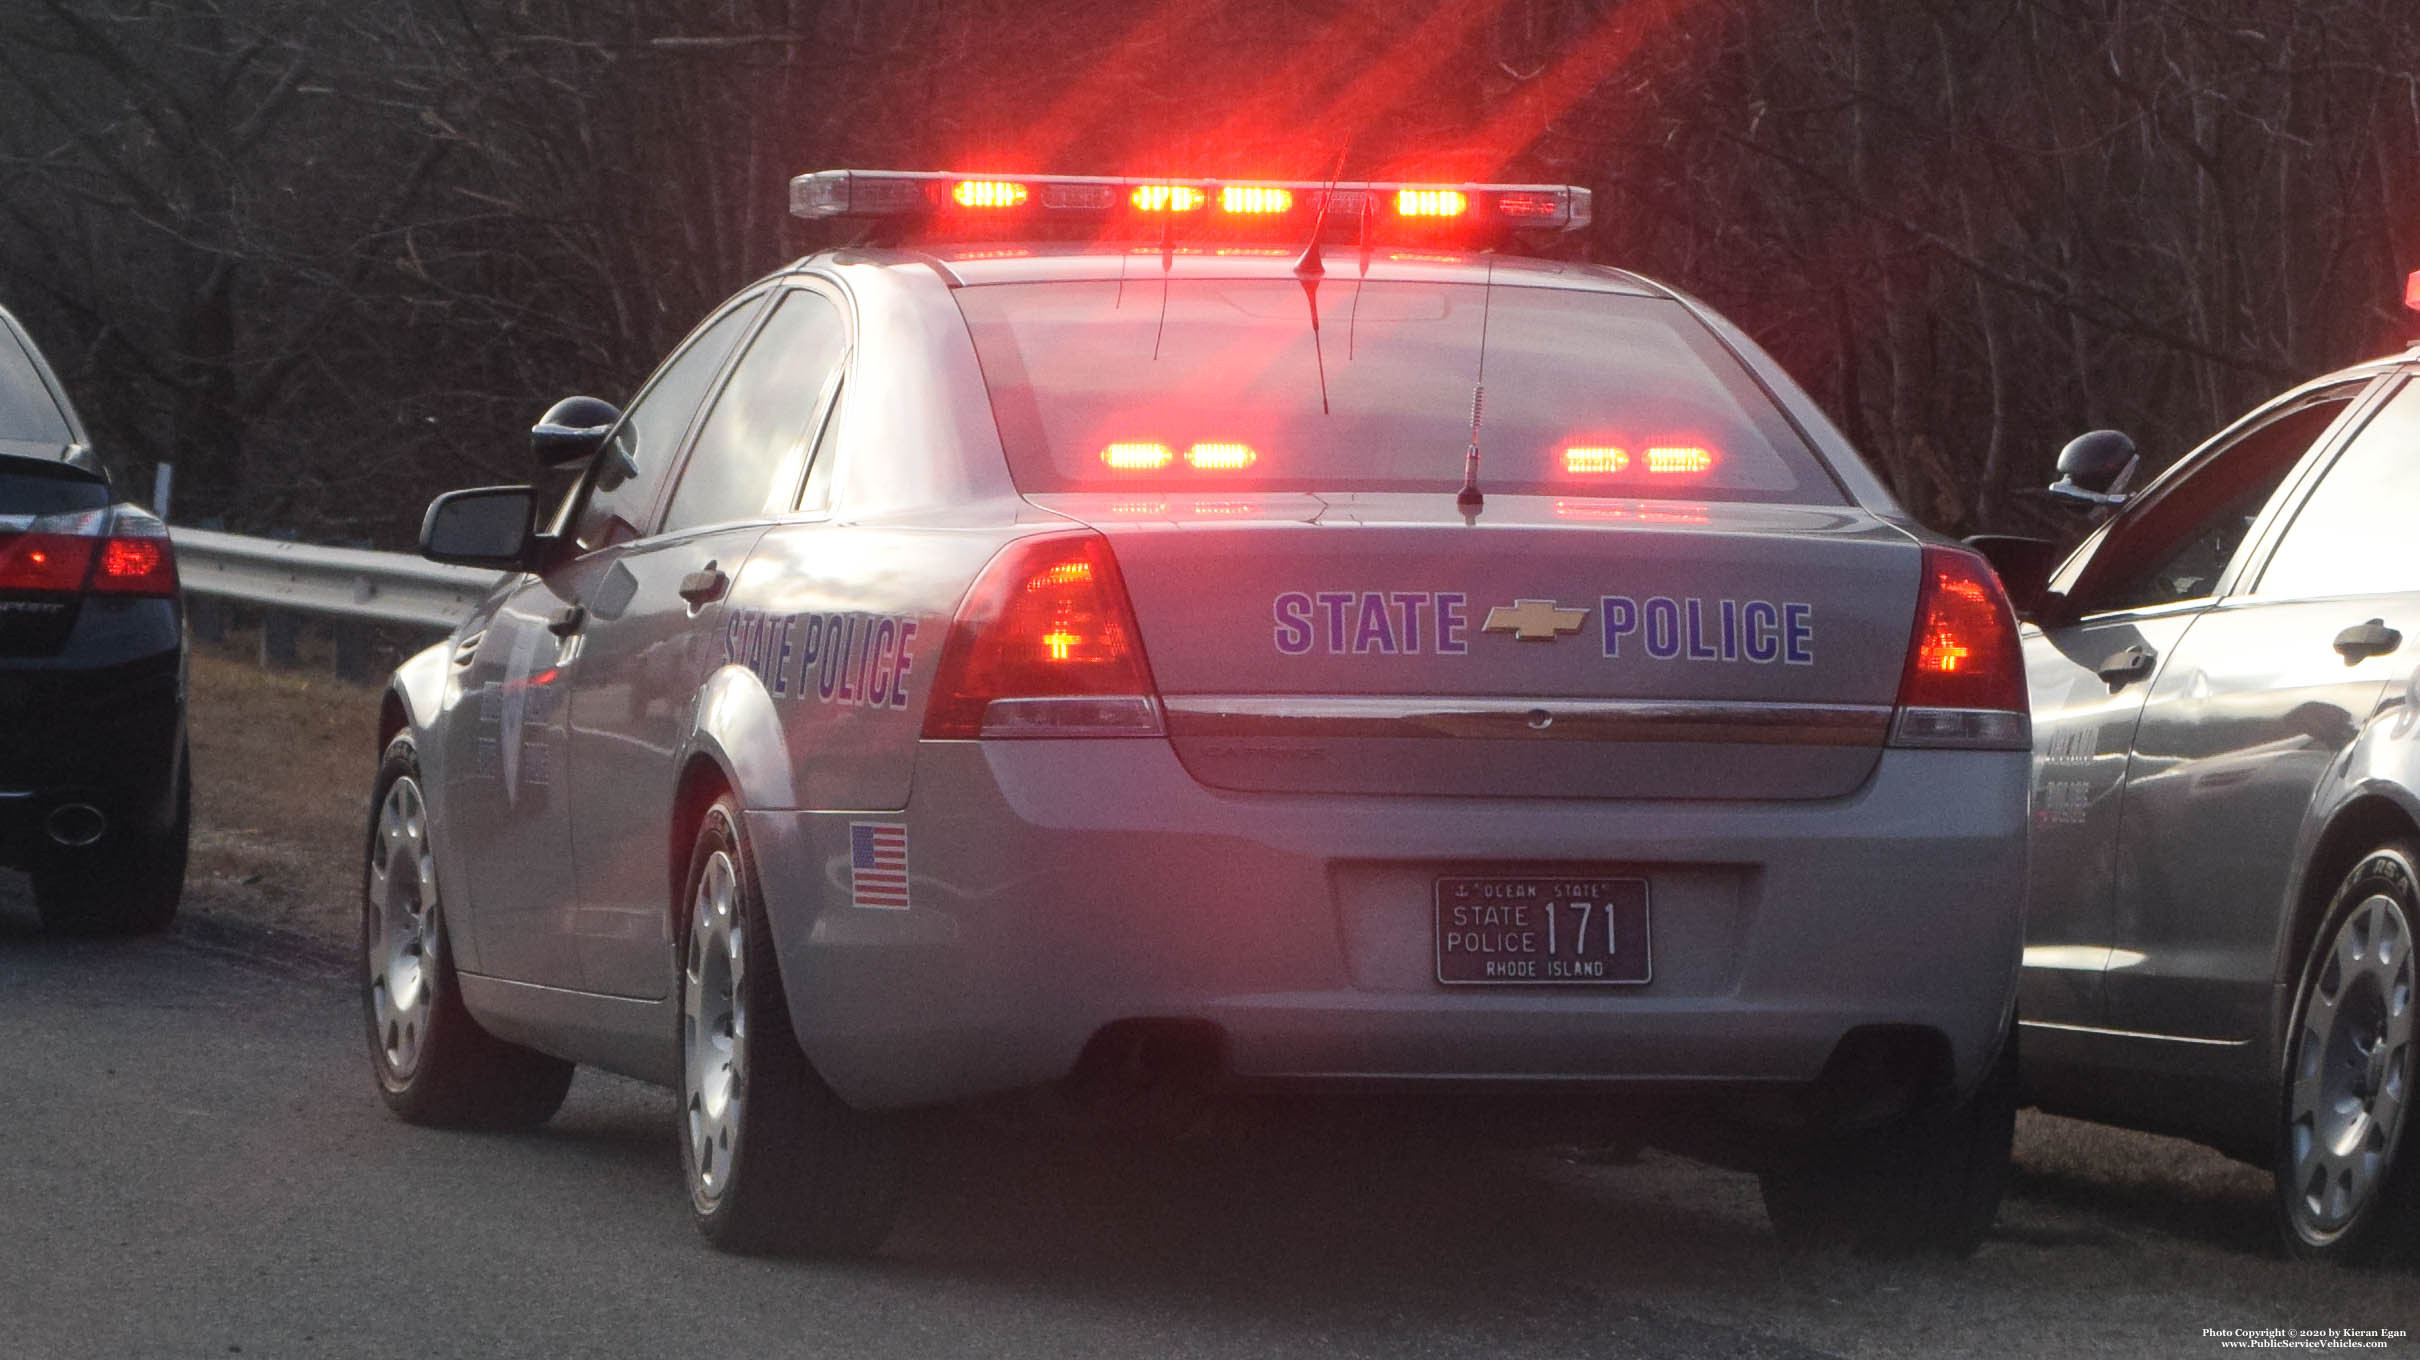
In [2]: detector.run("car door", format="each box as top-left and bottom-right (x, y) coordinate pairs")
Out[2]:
(567, 283), (852, 998)
(2105, 374), (2420, 1042)
(449, 293), (764, 987)
(2021, 380), (2375, 1036)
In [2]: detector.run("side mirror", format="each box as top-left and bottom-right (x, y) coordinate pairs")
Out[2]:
(531, 395), (621, 470)
(2047, 429), (2139, 508)
(1964, 534), (2060, 620)
(421, 486), (538, 570)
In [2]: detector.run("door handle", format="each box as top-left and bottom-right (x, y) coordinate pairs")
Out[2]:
(2333, 618), (2403, 663)
(2096, 644), (2157, 685)
(678, 563), (729, 606)
(547, 603), (586, 637)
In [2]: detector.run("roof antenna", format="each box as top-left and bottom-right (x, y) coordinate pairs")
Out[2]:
(1292, 146), (1350, 414)
(1456, 253), (1497, 521)
(1347, 197), (1372, 361)
(1150, 191), (1176, 360)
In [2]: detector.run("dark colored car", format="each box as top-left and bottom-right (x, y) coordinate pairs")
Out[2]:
(0, 305), (187, 934)
(1992, 321), (2420, 1263)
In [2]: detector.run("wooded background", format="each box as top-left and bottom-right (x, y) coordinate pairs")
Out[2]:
(2, 0), (2415, 541)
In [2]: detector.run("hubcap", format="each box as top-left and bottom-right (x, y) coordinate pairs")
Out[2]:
(2287, 890), (2416, 1242)
(682, 846), (746, 1210)
(366, 775), (438, 1081)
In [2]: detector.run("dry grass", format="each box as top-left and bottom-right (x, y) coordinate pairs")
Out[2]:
(183, 648), (381, 941)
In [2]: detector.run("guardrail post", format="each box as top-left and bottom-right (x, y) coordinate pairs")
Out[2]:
(259, 528), (302, 670)
(186, 517), (226, 643)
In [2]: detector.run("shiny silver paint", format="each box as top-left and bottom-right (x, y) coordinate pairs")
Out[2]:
(380, 245), (2026, 1114)
(2020, 355), (2420, 1159)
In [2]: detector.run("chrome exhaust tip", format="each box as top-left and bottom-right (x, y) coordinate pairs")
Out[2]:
(45, 803), (105, 849)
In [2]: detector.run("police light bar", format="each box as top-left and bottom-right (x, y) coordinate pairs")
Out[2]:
(789, 170), (1591, 233)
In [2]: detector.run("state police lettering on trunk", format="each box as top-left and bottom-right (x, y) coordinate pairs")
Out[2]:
(1599, 595), (1813, 665)
(1272, 591), (1469, 656)
(724, 608), (920, 709)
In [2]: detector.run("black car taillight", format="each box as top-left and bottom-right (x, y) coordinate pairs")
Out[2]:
(0, 508), (178, 598)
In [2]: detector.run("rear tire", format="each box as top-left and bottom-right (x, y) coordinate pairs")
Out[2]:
(1759, 1032), (2017, 1258)
(2276, 843), (2420, 1264)
(32, 760), (188, 937)
(362, 736), (573, 1129)
(680, 797), (905, 1255)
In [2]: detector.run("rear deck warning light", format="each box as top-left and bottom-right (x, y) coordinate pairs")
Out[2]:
(1184, 442), (1258, 470)
(1645, 446), (1715, 474)
(1562, 446), (1630, 474)
(1101, 442), (1176, 470)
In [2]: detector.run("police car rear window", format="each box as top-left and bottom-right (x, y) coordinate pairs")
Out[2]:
(955, 280), (1840, 503)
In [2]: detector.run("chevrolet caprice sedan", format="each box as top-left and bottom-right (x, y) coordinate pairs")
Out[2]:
(363, 170), (2029, 1257)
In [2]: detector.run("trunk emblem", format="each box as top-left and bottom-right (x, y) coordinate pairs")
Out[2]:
(1482, 598), (1589, 641)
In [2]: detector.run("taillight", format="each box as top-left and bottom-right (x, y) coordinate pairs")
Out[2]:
(0, 508), (176, 598)
(90, 529), (179, 596)
(922, 533), (1162, 739)
(0, 532), (98, 592)
(1892, 544), (2028, 750)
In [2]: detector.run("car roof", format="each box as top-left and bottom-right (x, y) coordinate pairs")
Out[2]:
(778, 241), (1670, 296)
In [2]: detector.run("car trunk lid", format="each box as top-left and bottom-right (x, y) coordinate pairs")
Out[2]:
(1032, 492), (1922, 799)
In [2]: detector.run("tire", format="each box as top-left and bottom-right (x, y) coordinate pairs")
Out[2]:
(2276, 842), (2420, 1264)
(679, 796), (905, 1255)
(1759, 1032), (2018, 1259)
(362, 735), (573, 1129)
(32, 759), (189, 936)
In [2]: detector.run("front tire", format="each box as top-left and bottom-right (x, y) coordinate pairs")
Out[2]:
(1759, 1033), (2017, 1258)
(362, 735), (573, 1129)
(2277, 843), (2419, 1264)
(680, 796), (905, 1255)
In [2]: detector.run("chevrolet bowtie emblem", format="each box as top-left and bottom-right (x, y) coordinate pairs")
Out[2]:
(1482, 598), (1589, 641)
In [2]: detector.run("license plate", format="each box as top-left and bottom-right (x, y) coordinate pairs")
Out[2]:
(1434, 876), (1651, 985)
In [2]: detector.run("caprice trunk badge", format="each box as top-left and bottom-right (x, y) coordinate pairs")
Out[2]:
(1481, 599), (1589, 641)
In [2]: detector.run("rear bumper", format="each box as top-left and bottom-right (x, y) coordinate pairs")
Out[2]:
(751, 740), (2026, 1112)
(0, 608), (185, 869)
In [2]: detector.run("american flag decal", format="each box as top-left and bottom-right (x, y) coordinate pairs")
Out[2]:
(849, 822), (910, 910)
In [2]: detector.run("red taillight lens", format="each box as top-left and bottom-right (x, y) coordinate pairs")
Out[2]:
(922, 533), (1161, 739)
(0, 532), (98, 592)
(90, 534), (179, 596)
(1893, 545), (2028, 748)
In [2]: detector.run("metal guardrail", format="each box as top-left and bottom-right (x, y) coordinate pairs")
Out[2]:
(170, 527), (502, 631)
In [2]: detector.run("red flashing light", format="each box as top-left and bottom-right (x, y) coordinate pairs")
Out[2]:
(921, 534), (1157, 739)
(1131, 184), (1204, 212)
(951, 179), (1028, 209)
(1645, 446), (1715, 474)
(2407, 269), (2420, 313)
(1184, 442), (1258, 470)
(1395, 189), (1468, 218)
(1563, 446), (1629, 474)
(1101, 442), (1175, 470)
(1221, 186), (1293, 215)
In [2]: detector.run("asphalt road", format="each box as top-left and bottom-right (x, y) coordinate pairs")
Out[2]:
(3, 886), (2414, 1360)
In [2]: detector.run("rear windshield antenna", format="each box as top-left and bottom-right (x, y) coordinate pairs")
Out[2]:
(1456, 254), (1497, 516)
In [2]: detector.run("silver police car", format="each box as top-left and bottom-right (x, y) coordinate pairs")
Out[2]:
(1992, 296), (2420, 1263)
(365, 171), (2029, 1257)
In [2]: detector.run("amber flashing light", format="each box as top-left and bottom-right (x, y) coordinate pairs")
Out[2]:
(1221, 186), (1294, 214)
(1563, 446), (1629, 474)
(1184, 442), (1258, 470)
(1395, 189), (1468, 218)
(952, 180), (1028, 208)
